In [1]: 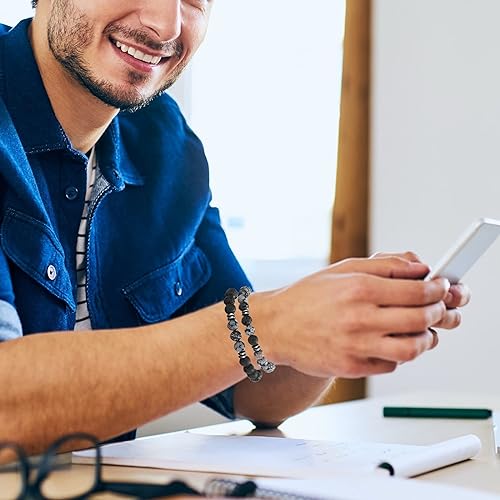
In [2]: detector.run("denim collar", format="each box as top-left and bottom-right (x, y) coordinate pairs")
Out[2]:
(0, 19), (143, 187)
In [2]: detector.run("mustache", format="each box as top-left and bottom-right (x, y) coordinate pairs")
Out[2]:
(103, 24), (183, 58)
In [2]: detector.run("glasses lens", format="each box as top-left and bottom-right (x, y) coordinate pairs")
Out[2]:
(39, 436), (97, 499)
(0, 444), (24, 500)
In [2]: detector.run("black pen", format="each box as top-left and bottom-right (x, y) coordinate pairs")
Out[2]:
(383, 406), (492, 419)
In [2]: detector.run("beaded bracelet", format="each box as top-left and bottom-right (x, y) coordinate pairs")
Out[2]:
(224, 287), (276, 383)
(237, 286), (276, 374)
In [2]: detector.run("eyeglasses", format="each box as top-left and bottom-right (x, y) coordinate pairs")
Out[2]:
(0, 433), (200, 499)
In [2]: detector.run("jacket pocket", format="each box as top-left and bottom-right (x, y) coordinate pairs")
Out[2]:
(122, 242), (211, 323)
(1, 208), (76, 311)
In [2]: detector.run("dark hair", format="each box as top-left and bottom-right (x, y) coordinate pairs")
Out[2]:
(32, 0), (37, 7)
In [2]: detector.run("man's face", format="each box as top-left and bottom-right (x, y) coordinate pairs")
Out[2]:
(46, 0), (212, 111)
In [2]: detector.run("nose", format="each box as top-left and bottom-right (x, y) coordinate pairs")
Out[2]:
(139, 0), (182, 42)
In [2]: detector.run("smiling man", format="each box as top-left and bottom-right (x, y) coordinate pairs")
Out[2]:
(0, 0), (470, 455)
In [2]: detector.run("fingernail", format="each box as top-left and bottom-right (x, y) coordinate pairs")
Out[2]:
(445, 292), (453, 303)
(443, 278), (451, 291)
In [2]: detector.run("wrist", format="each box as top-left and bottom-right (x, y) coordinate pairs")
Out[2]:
(247, 289), (285, 367)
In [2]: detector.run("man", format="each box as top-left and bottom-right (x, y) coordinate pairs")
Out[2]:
(0, 0), (468, 455)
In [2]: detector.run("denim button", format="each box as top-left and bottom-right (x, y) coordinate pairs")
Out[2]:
(174, 281), (183, 296)
(65, 186), (79, 201)
(47, 264), (57, 281)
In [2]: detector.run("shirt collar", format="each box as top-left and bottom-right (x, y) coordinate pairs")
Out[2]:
(0, 19), (143, 187)
(1, 19), (70, 154)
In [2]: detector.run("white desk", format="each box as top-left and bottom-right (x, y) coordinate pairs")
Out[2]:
(4, 392), (500, 498)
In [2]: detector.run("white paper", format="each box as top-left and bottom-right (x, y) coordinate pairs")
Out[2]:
(383, 434), (481, 477)
(73, 432), (481, 479)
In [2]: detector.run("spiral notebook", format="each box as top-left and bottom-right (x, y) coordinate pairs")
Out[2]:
(73, 432), (481, 479)
(203, 475), (499, 500)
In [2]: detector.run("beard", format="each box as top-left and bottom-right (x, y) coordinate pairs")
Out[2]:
(47, 0), (186, 112)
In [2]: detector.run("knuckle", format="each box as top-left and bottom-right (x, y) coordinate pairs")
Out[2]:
(447, 310), (462, 328)
(413, 310), (432, 331)
(416, 283), (432, 304)
(401, 344), (420, 362)
(346, 275), (370, 302)
(438, 301), (447, 318)
(338, 310), (359, 333)
(388, 256), (404, 266)
(404, 251), (420, 262)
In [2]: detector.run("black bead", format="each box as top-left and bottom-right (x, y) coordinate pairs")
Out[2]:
(225, 304), (236, 314)
(223, 296), (233, 305)
(225, 288), (238, 299)
(238, 302), (248, 311)
(248, 335), (259, 346)
(239, 356), (252, 367)
(241, 315), (252, 326)
(243, 365), (255, 374)
(230, 331), (241, 341)
(249, 370), (263, 383)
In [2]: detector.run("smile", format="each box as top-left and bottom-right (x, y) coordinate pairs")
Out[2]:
(113, 40), (163, 65)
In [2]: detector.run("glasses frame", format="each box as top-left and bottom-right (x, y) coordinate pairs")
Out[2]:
(0, 433), (200, 499)
(0, 433), (100, 500)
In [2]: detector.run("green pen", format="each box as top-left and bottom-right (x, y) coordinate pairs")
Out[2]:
(383, 406), (492, 419)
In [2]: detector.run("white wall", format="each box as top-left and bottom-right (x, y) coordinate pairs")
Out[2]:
(369, 0), (500, 396)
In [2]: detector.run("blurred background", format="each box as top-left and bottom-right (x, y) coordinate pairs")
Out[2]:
(4, 1), (500, 433)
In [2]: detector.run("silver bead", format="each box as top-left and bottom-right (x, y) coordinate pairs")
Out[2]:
(263, 361), (276, 373)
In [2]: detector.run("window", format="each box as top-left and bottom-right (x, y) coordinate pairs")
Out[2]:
(188, 1), (346, 288)
(1, 4), (32, 26)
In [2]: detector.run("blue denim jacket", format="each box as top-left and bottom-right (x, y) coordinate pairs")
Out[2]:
(0, 19), (251, 422)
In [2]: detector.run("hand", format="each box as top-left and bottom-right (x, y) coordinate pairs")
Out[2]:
(264, 256), (449, 379)
(371, 251), (471, 330)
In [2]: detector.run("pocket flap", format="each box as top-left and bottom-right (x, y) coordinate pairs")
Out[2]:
(122, 243), (211, 323)
(1, 208), (76, 311)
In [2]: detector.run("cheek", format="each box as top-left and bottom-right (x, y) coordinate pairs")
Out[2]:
(181, 9), (210, 47)
(71, 0), (125, 19)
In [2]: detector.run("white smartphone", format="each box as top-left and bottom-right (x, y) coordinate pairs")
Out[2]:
(424, 218), (500, 283)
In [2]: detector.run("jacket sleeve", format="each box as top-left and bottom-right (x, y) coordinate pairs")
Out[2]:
(0, 245), (22, 341)
(173, 203), (252, 420)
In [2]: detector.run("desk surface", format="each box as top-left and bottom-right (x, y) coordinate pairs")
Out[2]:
(6, 391), (500, 498)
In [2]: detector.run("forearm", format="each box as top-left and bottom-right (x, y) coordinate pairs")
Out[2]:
(234, 368), (333, 426)
(0, 296), (274, 455)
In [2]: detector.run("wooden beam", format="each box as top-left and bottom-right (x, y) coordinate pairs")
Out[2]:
(322, 0), (371, 405)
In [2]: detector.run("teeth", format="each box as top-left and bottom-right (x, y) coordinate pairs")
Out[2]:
(113, 40), (163, 65)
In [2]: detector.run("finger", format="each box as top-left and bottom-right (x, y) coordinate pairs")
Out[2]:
(444, 283), (471, 309)
(363, 330), (435, 363)
(370, 251), (422, 263)
(368, 301), (446, 334)
(360, 275), (450, 307)
(337, 256), (430, 280)
(433, 309), (462, 329)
